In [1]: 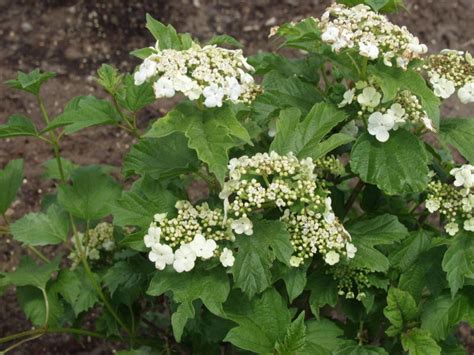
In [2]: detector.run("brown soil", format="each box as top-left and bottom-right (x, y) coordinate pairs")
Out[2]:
(1, 0), (473, 353)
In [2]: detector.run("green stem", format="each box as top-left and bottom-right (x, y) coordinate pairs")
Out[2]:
(41, 288), (50, 327)
(1, 333), (43, 353)
(28, 246), (50, 264)
(346, 53), (362, 76)
(360, 57), (368, 80)
(343, 179), (365, 218)
(111, 96), (140, 138)
(320, 64), (330, 89)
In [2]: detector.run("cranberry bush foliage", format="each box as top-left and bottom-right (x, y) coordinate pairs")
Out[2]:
(1, 1), (474, 354)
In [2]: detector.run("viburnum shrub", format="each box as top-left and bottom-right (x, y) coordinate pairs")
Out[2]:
(1, 1), (474, 354)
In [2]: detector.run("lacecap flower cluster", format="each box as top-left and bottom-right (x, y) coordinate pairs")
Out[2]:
(425, 164), (474, 236)
(134, 42), (261, 107)
(318, 3), (427, 69)
(423, 50), (474, 103)
(143, 152), (356, 273)
(339, 79), (435, 142)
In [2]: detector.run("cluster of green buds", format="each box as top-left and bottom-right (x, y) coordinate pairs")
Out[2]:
(327, 264), (371, 301)
(69, 222), (115, 268)
(425, 165), (474, 236)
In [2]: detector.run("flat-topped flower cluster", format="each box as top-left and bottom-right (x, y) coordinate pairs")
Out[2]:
(134, 43), (261, 107)
(423, 50), (474, 103)
(425, 164), (474, 236)
(318, 3), (427, 69)
(339, 79), (435, 142)
(143, 152), (356, 273)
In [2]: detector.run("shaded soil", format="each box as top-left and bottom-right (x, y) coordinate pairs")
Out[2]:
(1, 0), (474, 353)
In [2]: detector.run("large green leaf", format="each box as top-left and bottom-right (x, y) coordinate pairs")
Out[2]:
(0, 256), (60, 290)
(42, 158), (78, 181)
(10, 204), (69, 246)
(17, 286), (63, 327)
(275, 312), (307, 355)
(223, 289), (291, 354)
(146, 103), (250, 183)
(270, 103), (350, 159)
(351, 131), (430, 195)
(231, 220), (292, 298)
(0, 159), (23, 214)
(58, 166), (121, 220)
(273, 262), (308, 303)
(401, 328), (441, 355)
(275, 18), (321, 52)
(389, 231), (431, 271)
(0, 114), (38, 138)
(5, 69), (55, 95)
(440, 118), (474, 163)
(302, 319), (347, 355)
(307, 271), (338, 315)
(123, 133), (198, 180)
(442, 233), (474, 297)
(383, 288), (419, 336)
(334, 344), (389, 355)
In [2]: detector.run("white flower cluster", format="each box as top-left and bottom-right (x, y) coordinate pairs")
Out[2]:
(69, 222), (116, 268)
(221, 152), (355, 267)
(339, 80), (435, 142)
(144, 202), (235, 272)
(318, 4), (427, 69)
(423, 50), (474, 103)
(425, 165), (474, 236)
(133, 43), (261, 107)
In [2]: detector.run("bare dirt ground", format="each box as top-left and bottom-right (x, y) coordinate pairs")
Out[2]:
(1, 0), (473, 353)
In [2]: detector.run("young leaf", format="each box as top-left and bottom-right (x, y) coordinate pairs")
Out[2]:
(441, 232), (474, 297)
(383, 288), (419, 336)
(58, 166), (121, 220)
(231, 219), (292, 298)
(223, 289), (291, 354)
(351, 131), (430, 195)
(207, 34), (243, 48)
(440, 118), (474, 163)
(5, 69), (55, 95)
(10, 204), (69, 246)
(338, 0), (405, 13)
(117, 74), (155, 112)
(42, 158), (78, 181)
(96, 64), (123, 95)
(401, 328), (441, 355)
(0, 159), (23, 214)
(275, 312), (307, 355)
(0, 114), (38, 138)
(275, 17), (321, 52)
(130, 47), (156, 59)
(123, 133), (198, 180)
(146, 14), (188, 50)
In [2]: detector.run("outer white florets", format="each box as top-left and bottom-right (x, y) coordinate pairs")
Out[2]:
(318, 4), (427, 69)
(133, 43), (261, 107)
(425, 165), (474, 236)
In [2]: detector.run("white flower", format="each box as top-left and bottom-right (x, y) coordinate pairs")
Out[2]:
(324, 250), (340, 265)
(386, 103), (406, 130)
(445, 222), (459, 236)
(102, 240), (115, 251)
(461, 195), (474, 212)
(289, 256), (303, 267)
(425, 199), (440, 213)
(153, 77), (175, 98)
(450, 165), (474, 189)
(321, 25), (340, 42)
(134, 58), (157, 85)
(357, 87), (382, 108)
(231, 217), (253, 235)
(144, 226), (161, 248)
(189, 234), (217, 259)
(346, 243), (357, 259)
(173, 74), (195, 92)
(464, 218), (474, 232)
(225, 77), (242, 102)
(457, 82), (474, 104)
(149, 243), (174, 270)
(368, 112), (395, 142)
(173, 244), (197, 273)
(268, 117), (278, 137)
(338, 88), (356, 108)
(359, 41), (379, 59)
(203, 84), (225, 107)
(220, 248), (235, 267)
(323, 197), (335, 224)
(431, 76), (456, 99)
(407, 38), (428, 55)
(421, 115), (435, 132)
(341, 120), (359, 137)
(154, 213), (167, 223)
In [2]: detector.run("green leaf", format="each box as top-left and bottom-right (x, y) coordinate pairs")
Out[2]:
(351, 131), (430, 195)
(10, 204), (69, 246)
(0, 256), (59, 290)
(117, 74), (155, 112)
(338, 0), (405, 12)
(275, 18), (321, 52)
(58, 166), (121, 220)
(96, 64), (123, 95)
(270, 103), (348, 159)
(17, 286), (63, 327)
(123, 133), (198, 180)
(42, 158), (78, 181)
(171, 301), (195, 342)
(0, 159), (23, 214)
(207, 34), (243, 48)
(146, 14), (192, 50)
(302, 319), (346, 355)
(440, 118), (474, 163)
(442, 233), (474, 297)
(0, 114), (38, 138)
(273, 262), (308, 303)
(5, 69), (55, 95)
(383, 288), (419, 336)
(310, 133), (355, 160)
(223, 289), (291, 354)
(146, 103), (250, 183)
(231, 219), (292, 298)
(130, 47), (156, 59)
(421, 292), (474, 341)
(275, 312), (306, 355)
(334, 344), (389, 355)
(401, 328), (441, 355)
(46, 95), (120, 134)
(112, 176), (177, 229)
(389, 231), (431, 271)
(348, 214), (408, 272)
(307, 271), (338, 315)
